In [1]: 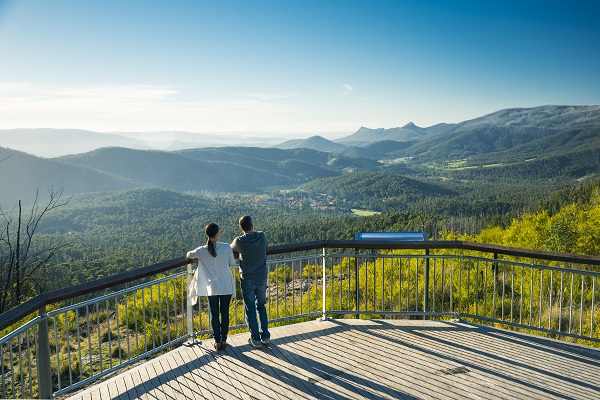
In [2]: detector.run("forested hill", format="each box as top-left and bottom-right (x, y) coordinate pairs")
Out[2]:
(298, 171), (456, 211)
(0, 146), (379, 207)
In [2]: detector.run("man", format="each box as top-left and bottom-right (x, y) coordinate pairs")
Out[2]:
(230, 215), (270, 347)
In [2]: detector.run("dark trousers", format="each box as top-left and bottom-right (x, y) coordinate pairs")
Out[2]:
(207, 295), (232, 342)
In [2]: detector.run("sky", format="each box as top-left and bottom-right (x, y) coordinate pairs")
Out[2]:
(0, 0), (599, 138)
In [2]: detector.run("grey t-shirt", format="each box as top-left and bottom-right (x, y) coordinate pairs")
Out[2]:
(230, 231), (268, 281)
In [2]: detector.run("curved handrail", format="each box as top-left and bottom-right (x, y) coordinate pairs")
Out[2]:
(2, 240), (600, 331)
(0, 256), (192, 331)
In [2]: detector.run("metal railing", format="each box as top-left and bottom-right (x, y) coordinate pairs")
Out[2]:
(1, 240), (600, 398)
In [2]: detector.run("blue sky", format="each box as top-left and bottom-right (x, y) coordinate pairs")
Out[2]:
(0, 0), (598, 137)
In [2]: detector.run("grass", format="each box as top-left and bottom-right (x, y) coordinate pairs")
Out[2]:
(351, 209), (381, 217)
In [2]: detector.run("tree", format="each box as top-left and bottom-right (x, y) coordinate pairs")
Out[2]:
(0, 188), (68, 313)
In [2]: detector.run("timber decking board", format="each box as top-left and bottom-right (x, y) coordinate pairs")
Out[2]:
(63, 319), (600, 400)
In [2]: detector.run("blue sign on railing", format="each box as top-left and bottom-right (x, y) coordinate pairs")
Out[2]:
(354, 231), (428, 241)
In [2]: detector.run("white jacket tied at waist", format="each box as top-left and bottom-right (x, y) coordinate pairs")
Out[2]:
(187, 241), (237, 305)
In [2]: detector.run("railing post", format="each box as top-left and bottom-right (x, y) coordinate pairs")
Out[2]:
(321, 247), (327, 321)
(37, 306), (53, 399)
(186, 263), (194, 342)
(424, 249), (430, 320)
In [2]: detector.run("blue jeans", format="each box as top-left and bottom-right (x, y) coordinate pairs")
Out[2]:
(240, 279), (270, 341)
(207, 295), (231, 342)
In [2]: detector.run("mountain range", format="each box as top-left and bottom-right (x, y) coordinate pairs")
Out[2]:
(0, 128), (285, 158)
(1, 105), (599, 207)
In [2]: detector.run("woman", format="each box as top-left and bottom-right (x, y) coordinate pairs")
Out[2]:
(187, 223), (236, 350)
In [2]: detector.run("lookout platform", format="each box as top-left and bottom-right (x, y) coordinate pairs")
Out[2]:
(64, 318), (600, 400)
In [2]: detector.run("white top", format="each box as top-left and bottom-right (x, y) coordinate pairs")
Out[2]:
(187, 241), (237, 305)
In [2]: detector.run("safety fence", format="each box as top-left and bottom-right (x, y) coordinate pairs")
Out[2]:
(1, 240), (599, 398)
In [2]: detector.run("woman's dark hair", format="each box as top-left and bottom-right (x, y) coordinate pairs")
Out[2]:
(205, 223), (219, 257)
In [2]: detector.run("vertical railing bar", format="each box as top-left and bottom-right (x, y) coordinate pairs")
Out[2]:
(348, 256), (352, 313)
(501, 262), (506, 321)
(331, 256), (336, 313)
(142, 287), (148, 351)
(440, 258), (445, 313)
(96, 303), (102, 373)
(173, 279), (178, 341)
(292, 260), (296, 317)
(483, 260), (488, 318)
(559, 271), (564, 332)
(86, 305), (92, 379)
(9, 335), (15, 397)
(18, 331), (24, 399)
(307, 255), (311, 314)
(520, 264), (524, 325)
(415, 257), (419, 313)
(165, 281), (171, 345)
(475, 260), (479, 317)
(342, 256), (346, 312)
(579, 274), (585, 336)
(1, 340), (6, 399)
(300, 258), (304, 316)
(492, 262), (497, 321)
(53, 315), (60, 390)
(106, 299), (112, 370)
(157, 282), (162, 347)
(372, 255), (376, 312)
(510, 263), (515, 322)
(450, 257), (454, 314)
(398, 257), (403, 312)
(26, 328), (33, 397)
(549, 270), (554, 330)
(115, 294), (122, 365)
(321, 247), (327, 320)
(407, 258), (411, 312)
(391, 256), (396, 313)
(268, 264), (277, 318)
(432, 257), (436, 314)
(125, 292), (131, 361)
(76, 308), (83, 381)
(327, 257), (331, 313)
(181, 274), (185, 338)
(382, 255), (386, 312)
(569, 270), (574, 334)
(66, 310), (73, 387)
(276, 262), (280, 319)
(284, 262), (288, 319)
(459, 251), (463, 314)
(134, 289), (140, 356)
(538, 267), (543, 328)
(590, 276), (596, 338)
(423, 250), (429, 319)
(529, 262), (534, 327)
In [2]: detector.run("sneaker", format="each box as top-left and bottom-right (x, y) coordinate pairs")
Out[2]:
(248, 337), (261, 347)
(261, 338), (270, 345)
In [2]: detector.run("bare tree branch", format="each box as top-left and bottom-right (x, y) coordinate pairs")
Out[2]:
(0, 187), (69, 313)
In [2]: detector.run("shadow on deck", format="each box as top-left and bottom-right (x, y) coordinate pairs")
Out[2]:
(64, 319), (600, 400)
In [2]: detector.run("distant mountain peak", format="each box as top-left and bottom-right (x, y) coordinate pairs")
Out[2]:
(402, 122), (418, 129)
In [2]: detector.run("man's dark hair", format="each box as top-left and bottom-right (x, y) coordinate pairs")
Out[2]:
(239, 215), (253, 232)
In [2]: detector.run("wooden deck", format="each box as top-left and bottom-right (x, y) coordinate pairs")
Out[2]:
(64, 318), (600, 400)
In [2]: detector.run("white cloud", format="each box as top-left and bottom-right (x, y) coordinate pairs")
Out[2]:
(341, 83), (353, 95)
